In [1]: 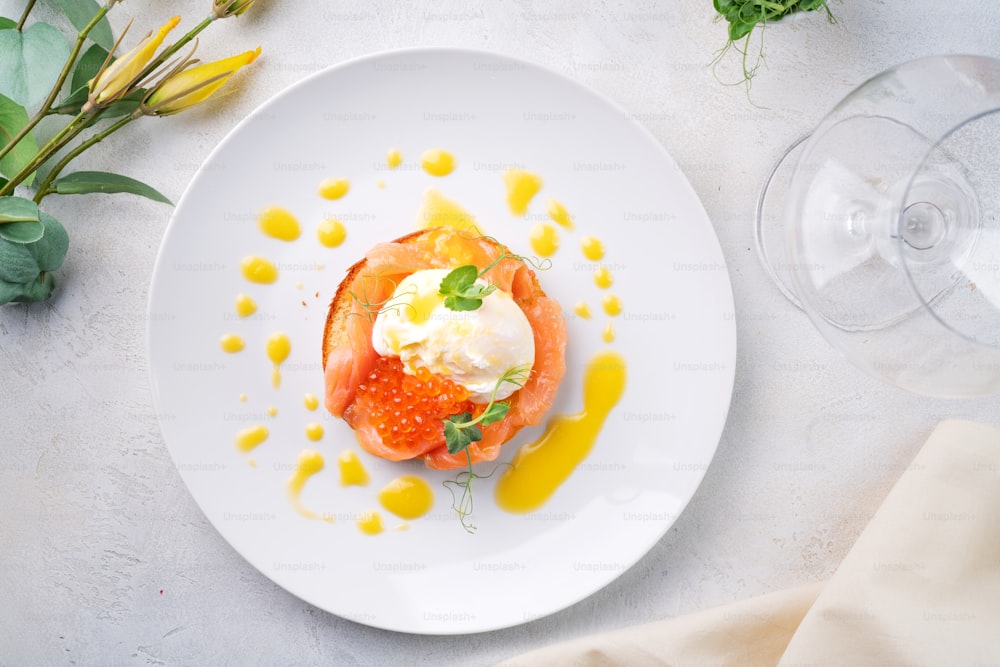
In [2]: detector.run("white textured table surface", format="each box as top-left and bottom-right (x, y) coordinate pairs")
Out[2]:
(2, 1), (999, 665)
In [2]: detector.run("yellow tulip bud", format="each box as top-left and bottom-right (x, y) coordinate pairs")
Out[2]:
(91, 16), (181, 105)
(145, 47), (261, 116)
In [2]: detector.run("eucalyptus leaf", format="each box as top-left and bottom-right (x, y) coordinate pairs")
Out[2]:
(0, 219), (43, 243)
(0, 21), (71, 107)
(53, 85), (89, 114)
(54, 0), (115, 51)
(0, 18), (15, 31)
(5, 270), (55, 303)
(0, 277), (26, 304)
(71, 43), (109, 93)
(0, 236), (40, 283)
(0, 195), (39, 223)
(28, 212), (68, 271)
(0, 92), (39, 184)
(52, 171), (172, 204)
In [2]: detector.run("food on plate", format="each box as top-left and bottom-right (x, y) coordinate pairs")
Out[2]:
(321, 226), (566, 470)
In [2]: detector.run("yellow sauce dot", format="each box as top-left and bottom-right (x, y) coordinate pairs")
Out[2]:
(357, 510), (384, 535)
(495, 351), (627, 513)
(602, 294), (622, 316)
(220, 333), (244, 353)
(305, 422), (323, 441)
(317, 218), (347, 248)
(387, 148), (403, 169)
(247, 459), (257, 468)
(338, 450), (369, 486)
(378, 475), (434, 520)
(241, 255), (278, 284)
(267, 405), (278, 417)
(602, 321), (615, 343)
(303, 393), (319, 411)
(547, 198), (574, 229)
(417, 188), (477, 230)
(420, 149), (455, 177)
(258, 205), (301, 241)
(239, 393), (248, 402)
(318, 178), (350, 200)
(235, 425), (268, 453)
(377, 179), (386, 189)
(528, 223), (559, 257)
(266, 332), (291, 389)
(235, 293), (257, 318)
(580, 236), (605, 261)
(503, 169), (543, 216)
(574, 301), (592, 319)
(594, 265), (613, 289)
(286, 450), (326, 520)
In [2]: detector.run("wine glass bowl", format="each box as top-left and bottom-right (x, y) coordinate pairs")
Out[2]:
(756, 55), (1000, 396)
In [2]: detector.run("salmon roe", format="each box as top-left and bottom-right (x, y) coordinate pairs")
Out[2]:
(355, 356), (477, 451)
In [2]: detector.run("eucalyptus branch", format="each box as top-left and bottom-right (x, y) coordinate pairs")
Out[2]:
(0, 111), (95, 196)
(0, 3), (112, 164)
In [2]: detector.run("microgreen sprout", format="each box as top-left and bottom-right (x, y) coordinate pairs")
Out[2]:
(347, 274), (416, 322)
(438, 249), (551, 312)
(442, 364), (531, 533)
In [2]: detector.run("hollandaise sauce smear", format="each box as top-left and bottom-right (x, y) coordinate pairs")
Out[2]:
(378, 475), (434, 520)
(266, 332), (291, 388)
(495, 350), (627, 513)
(286, 450), (329, 521)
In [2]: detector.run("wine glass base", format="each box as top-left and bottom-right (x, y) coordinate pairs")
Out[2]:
(754, 134), (810, 309)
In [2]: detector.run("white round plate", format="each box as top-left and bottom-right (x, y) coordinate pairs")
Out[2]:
(148, 48), (736, 634)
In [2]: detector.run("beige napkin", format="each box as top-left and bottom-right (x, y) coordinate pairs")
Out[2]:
(499, 419), (1000, 667)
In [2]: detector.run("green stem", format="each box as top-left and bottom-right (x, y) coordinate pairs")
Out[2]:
(0, 3), (111, 164)
(15, 0), (37, 30)
(0, 110), (92, 196)
(135, 15), (214, 84)
(33, 114), (133, 203)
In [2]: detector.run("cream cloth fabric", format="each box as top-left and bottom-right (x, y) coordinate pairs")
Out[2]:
(499, 419), (1000, 667)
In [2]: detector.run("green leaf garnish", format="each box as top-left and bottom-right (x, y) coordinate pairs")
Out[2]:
(438, 264), (497, 312)
(440, 364), (531, 532)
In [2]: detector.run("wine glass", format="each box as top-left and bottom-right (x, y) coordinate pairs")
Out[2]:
(755, 55), (1000, 397)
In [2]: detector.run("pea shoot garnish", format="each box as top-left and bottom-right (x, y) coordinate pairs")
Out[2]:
(438, 248), (551, 312)
(442, 364), (531, 533)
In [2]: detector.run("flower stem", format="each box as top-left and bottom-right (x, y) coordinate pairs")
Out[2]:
(135, 15), (214, 85)
(33, 115), (134, 203)
(0, 3), (112, 164)
(15, 0), (37, 30)
(0, 110), (93, 197)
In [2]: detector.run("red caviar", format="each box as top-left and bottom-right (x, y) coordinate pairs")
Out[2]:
(354, 356), (477, 452)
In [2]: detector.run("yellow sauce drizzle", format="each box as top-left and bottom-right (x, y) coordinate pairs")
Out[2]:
(303, 393), (319, 411)
(574, 301), (592, 319)
(387, 148), (403, 169)
(529, 223), (559, 257)
(602, 321), (615, 343)
(286, 450), (327, 520)
(338, 450), (369, 486)
(420, 149), (455, 177)
(416, 188), (477, 230)
(267, 405), (278, 417)
(235, 424), (268, 453)
(602, 294), (622, 316)
(580, 236), (604, 261)
(378, 475), (434, 520)
(239, 393), (248, 402)
(316, 218), (347, 248)
(266, 332), (291, 389)
(594, 265), (613, 289)
(235, 293), (257, 318)
(219, 333), (244, 353)
(318, 178), (350, 200)
(305, 422), (323, 441)
(503, 169), (542, 216)
(258, 205), (301, 241)
(495, 351), (627, 513)
(547, 198), (574, 229)
(241, 255), (278, 284)
(357, 510), (384, 535)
